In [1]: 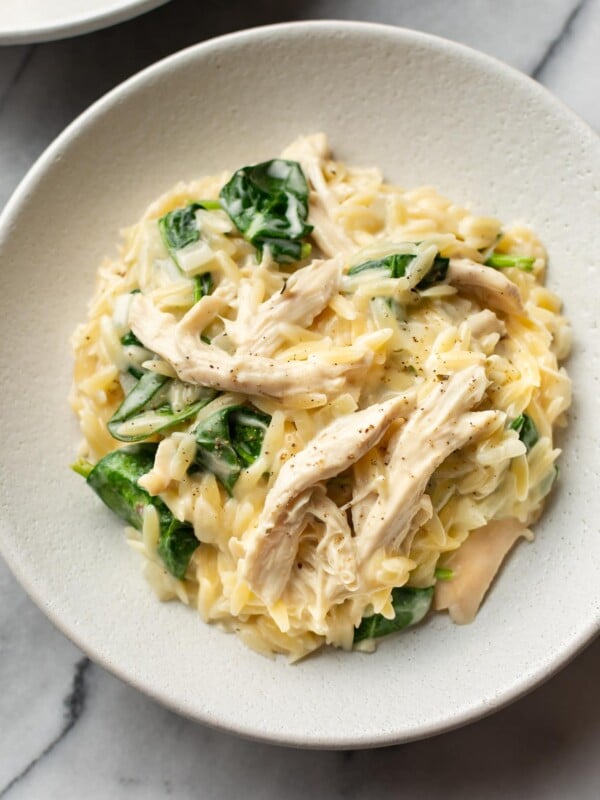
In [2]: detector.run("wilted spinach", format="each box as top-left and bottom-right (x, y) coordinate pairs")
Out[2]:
(158, 201), (220, 283)
(108, 371), (216, 443)
(353, 586), (434, 642)
(348, 251), (449, 289)
(510, 413), (539, 451)
(191, 405), (271, 494)
(81, 444), (199, 579)
(219, 159), (313, 263)
(194, 272), (214, 304)
(120, 329), (144, 347)
(159, 202), (204, 254)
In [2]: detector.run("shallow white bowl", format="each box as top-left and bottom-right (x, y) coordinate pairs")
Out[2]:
(0, 0), (170, 44)
(1, 21), (599, 748)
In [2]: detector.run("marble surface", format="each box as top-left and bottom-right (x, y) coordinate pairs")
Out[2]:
(0, 1), (599, 796)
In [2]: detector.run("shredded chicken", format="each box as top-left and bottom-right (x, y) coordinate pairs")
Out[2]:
(311, 489), (358, 590)
(282, 134), (355, 257)
(434, 517), (530, 623)
(130, 293), (382, 400)
(226, 257), (342, 356)
(242, 393), (415, 603)
(448, 258), (524, 315)
(466, 308), (506, 339)
(285, 488), (360, 636)
(355, 366), (505, 560)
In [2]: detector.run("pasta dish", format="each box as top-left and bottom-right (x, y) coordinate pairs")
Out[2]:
(70, 134), (571, 659)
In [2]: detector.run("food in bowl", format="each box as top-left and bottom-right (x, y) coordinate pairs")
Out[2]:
(70, 134), (571, 660)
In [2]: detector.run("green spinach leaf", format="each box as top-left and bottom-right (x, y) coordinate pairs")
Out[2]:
(219, 159), (313, 264)
(158, 201), (221, 271)
(353, 586), (433, 642)
(510, 413), (539, 451)
(159, 202), (204, 253)
(193, 272), (214, 304)
(157, 518), (201, 580)
(348, 251), (449, 289)
(191, 405), (271, 494)
(228, 407), (272, 466)
(85, 444), (198, 579)
(108, 371), (216, 442)
(120, 330), (144, 347)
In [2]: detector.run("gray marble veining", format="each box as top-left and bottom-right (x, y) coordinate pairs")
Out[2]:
(535, 0), (600, 129)
(1, 1), (599, 797)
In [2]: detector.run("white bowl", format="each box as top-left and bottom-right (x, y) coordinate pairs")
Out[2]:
(0, 0), (170, 44)
(1, 21), (599, 748)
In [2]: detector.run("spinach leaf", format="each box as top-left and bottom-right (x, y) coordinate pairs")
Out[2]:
(353, 586), (434, 643)
(108, 371), (216, 442)
(110, 397), (216, 443)
(229, 407), (272, 466)
(219, 159), (313, 263)
(192, 410), (241, 494)
(85, 444), (198, 579)
(259, 238), (312, 263)
(485, 253), (535, 271)
(120, 327), (157, 380)
(193, 272), (214, 304)
(157, 518), (201, 580)
(191, 405), (271, 494)
(510, 413), (539, 451)
(349, 253), (413, 279)
(120, 330), (144, 347)
(158, 201), (220, 271)
(128, 366), (145, 380)
(87, 444), (159, 529)
(348, 251), (449, 289)
(109, 372), (169, 431)
(417, 256), (450, 288)
(159, 202), (204, 253)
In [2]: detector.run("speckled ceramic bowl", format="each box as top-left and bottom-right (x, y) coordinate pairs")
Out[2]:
(0, 21), (599, 748)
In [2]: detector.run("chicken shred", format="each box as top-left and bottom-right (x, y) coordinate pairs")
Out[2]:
(242, 392), (415, 604)
(354, 365), (505, 560)
(129, 293), (383, 400)
(466, 308), (506, 339)
(282, 133), (355, 257)
(448, 258), (524, 315)
(226, 257), (342, 356)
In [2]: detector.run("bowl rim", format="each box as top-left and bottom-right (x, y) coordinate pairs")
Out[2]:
(1, 19), (599, 749)
(0, 0), (170, 45)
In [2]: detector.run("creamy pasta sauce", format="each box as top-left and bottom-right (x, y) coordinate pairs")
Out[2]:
(71, 134), (571, 659)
